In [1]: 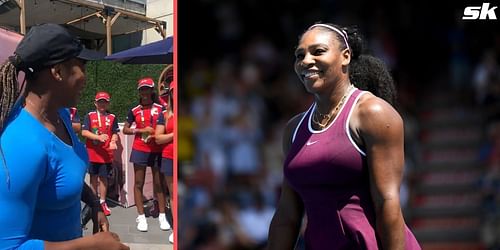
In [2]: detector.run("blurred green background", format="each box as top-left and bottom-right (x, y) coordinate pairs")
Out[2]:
(77, 60), (165, 121)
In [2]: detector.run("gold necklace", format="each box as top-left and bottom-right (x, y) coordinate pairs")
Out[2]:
(312, 85), (353, 129)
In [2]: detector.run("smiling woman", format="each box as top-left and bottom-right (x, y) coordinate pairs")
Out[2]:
(0, 23), (128, 250)
(267, 23), (421, 250)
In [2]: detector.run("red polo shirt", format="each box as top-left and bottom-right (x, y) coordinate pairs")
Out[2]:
(82, 111), (119, 163)
(127, 103), (164, 153)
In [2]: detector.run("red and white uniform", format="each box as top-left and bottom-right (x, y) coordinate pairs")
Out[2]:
(69, 107), (80, 123)
(83, 111), (119, 163)
(158, 110), (174, 159)
(127, 103), (164, 153)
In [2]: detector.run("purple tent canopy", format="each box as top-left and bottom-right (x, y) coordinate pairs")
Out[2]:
(105, 36), (173, 64)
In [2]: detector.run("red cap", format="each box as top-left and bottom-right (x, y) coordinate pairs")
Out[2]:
(95, 91), (110, 101)
(137, 77), (155, 89)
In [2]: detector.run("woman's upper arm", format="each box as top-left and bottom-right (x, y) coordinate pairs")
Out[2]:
(123, 121), (132, 129)
(276, 113), (306, 215)
(356, 96), (404, 206)
(155, 113), (166, 136)
(155, 124), (165, 136)
(267, 113), (306, 249)
(282, 113), (305, 156)
(0, 140), (45, 249)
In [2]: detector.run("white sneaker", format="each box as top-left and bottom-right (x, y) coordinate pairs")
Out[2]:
(159, 214), (171, 231)
(169, 232), (174, 244)
(136, 215), (148, 232)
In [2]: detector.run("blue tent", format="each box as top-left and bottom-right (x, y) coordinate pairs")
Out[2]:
(105, 36), (173, 64)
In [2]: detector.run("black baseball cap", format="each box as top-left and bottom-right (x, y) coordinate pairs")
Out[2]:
(10, 23), (104, 73)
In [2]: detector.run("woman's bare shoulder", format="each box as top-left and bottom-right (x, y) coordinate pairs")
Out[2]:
(282, 112), (307, 155)
(353, 92), (403, 135)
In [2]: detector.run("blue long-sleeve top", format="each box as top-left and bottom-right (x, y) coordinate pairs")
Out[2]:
(0, 106), (88, 249)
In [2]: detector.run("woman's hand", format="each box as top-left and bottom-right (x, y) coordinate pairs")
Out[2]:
(98, 134), (109, 142)
(92, 209), (109, 234)
(90, 232), (130, 250)
(144, 134), (155, 143)
(142, 126), (155, 134)
(109, 141), (118, 150)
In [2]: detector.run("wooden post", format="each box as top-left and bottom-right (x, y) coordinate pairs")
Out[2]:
(105, 12), (120, 56)
(106, 14), (112, 55)
(155, 22), (166, 39)
(19, 0), (26, 35)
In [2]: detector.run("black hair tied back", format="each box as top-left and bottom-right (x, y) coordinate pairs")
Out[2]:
(341, 25), (397, 106)
(343, 26), (364, 61)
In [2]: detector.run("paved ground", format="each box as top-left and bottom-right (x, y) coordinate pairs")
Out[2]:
(83, 202), (173, 250)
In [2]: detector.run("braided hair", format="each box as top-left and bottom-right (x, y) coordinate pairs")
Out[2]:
(0, 60), (20, 133)
(0, 58), (22, 188)
(305, 23), (397, 105)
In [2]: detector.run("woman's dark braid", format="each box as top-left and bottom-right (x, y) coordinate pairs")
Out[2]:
(0, 61), (19, 133)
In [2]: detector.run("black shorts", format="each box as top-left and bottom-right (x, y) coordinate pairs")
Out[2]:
(130, 149), (161, 167)
(161, 158), (173, 176)
(88, 162), (112, 177)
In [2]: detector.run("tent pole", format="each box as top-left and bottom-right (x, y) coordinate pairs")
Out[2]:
(15, 0), (26, 34)
(106, 15), (112, 56)
(105, 12), (120, 56)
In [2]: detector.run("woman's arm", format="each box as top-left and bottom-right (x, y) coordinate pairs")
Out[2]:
(266, 113), (305, 250)
(44, 232), (129, 250)
(267, 180), (304, 250)
(0, 144), (126, 250)
(121, 122), (136, 135)
(356, 95), (406, 250)
(122, 122), (153, 135)
(81, 130), (107, 141)
(80, 114), (107, 142)
(109, 134), (119, 150)
(72, 123), (82, 133)
(155, 124), (173, 145)
(81, 183), (109, 233)
(122, 110), (152, 135)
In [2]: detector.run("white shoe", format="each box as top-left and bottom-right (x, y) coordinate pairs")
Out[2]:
(136, 215), (148, 232)
(159, 214), (171, 231)
(169, 232), (174, 244)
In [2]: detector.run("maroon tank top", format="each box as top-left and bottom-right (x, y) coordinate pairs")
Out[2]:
(284, 88), (421, 250)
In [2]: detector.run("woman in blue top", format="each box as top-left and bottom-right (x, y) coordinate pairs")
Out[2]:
(0, 23), (128, 250)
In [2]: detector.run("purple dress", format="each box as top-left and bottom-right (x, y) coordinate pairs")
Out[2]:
(284, 89), (421, 250)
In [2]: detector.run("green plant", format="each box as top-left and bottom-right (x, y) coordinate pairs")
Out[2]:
(78, 61), (165, 122)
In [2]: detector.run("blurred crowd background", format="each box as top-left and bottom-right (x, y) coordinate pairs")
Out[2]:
(177, 1), (500, 249)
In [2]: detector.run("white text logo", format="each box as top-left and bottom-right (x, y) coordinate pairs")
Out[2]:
(463, 3), (498, 20)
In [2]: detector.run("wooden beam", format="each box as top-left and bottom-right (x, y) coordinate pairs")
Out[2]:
(60, 0), (161, 24)
(154, 22), (166, 38)
(96, 12), (105, 21)
(114, 9), (158, 25)
(110, 12), (121, 26)
(66, 11), (101, 25)
(106, 14), (112, 55)
(18, 0), (25, 34)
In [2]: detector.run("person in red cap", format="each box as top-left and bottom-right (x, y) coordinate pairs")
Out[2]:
(155, 75), (175, 243)
(81, 91), (119, 216)
(122, 77), (169, 232)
